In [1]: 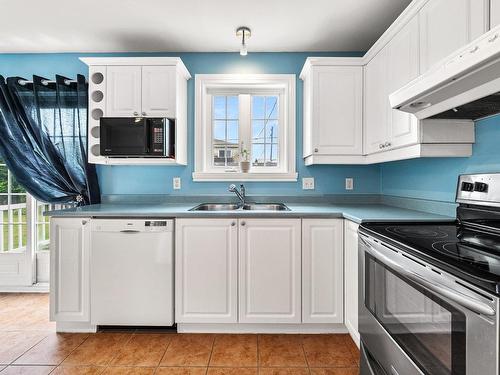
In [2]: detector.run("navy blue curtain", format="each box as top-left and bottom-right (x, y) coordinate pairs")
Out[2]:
(0, 74), (100, 205)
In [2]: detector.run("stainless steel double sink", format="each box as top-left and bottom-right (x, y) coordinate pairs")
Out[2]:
(190, 203), (290, 211)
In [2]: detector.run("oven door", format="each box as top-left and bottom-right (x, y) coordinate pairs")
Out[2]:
(358, 232), (498, 375)
(100, 117), (148, 156)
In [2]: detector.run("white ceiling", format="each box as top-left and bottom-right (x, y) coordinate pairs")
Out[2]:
(0, 0), (412, 53)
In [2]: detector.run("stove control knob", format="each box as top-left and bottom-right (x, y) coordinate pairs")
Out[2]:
(474, 182), (488, 192)
(461, 182), (474, 192)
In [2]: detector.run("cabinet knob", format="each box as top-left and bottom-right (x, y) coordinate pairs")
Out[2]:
(489, 34), (499, 43)
(385, 141), (391, 147)
(379, 144), (384, 149)
(314, 148), (319, 153)
(241, 221), (246, 226)
(133, 111), (139, 116)
(82, 220), (88, 225)
(142, 112), (147, 116)
(231, 222), (236, 226)
(469, 46), (479, 54)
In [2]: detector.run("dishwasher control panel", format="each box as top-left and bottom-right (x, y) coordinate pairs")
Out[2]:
(92, 219), (173, 232)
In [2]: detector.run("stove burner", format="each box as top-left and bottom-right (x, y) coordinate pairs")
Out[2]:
(386, 226), (450, 239)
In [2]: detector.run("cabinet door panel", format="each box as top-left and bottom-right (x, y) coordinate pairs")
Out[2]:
(420, 0), (488, 72)
(50, 218), (91, 322)
(106, 66), (142, 117)
(492, 0), (500, 29)
(175, 219), (238, 323)
(364, 50), (388, 154)
(239, 219), (301, 323)
(141, 66), (176, 117)
(344, 220), (360, 347)
(312, 66), (363, 155)
(302, 219), (343, 323)
(387, 16), (419, 148)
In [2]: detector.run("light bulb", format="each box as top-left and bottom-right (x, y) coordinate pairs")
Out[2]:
(240, 43), (248, 56)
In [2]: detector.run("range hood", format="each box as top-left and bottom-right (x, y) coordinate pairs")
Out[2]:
(390, 25), (500, 121)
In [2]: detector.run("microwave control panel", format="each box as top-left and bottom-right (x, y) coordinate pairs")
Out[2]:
(150, 119), (165, 156)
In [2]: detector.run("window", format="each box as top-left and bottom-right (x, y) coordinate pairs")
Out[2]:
(194, 74), (297, 181)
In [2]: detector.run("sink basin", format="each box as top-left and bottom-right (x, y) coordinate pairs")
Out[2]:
(242, 203), (290, 211)
(189, 203), (290, 211)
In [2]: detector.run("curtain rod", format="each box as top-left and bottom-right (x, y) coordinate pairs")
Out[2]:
(17, 79), (81, 86)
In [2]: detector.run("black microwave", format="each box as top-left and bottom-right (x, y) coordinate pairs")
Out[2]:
(100, 117), (175, 158)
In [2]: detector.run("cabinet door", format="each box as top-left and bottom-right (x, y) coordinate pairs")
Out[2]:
(492, 0), (500, 29)
(175, 218), (238, 323)
(364, 49), (389, 154)
(420, 0), (488, 72)
(106, 66), (142, 116)
(311, 66), (363, 155)
(387, 17), (420, 149)
(141, 66), (176, 117)
(302, 219), (343, 323)
(344, 220), (360, 347)
(239, 219), (301, 323)
(50, 217), (91, 322)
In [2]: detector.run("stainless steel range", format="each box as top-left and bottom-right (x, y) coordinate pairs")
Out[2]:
(359, 173), (500, 375)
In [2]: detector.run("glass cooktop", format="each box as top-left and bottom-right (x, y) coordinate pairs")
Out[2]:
(360, 222), (500, 296)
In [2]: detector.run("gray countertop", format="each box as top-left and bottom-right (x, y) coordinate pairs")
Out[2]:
(46, 201), (455, 224)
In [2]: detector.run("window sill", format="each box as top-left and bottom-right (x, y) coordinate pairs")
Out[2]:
(192, 171), (298, 182)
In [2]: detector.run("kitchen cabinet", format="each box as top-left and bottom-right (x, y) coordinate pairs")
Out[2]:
(419, 0), (489, 72)
(106, 66), (142, 117)
(344, 220), (360, 347)
(239, 218), (302, 323)
(175, 218), (238, 323)
(300, 60), (363, 164)
(302, 219), (343, 324)
(141, 66), (177, 118)
(492, 0), (500, 29)
(49, 217), (91, 323)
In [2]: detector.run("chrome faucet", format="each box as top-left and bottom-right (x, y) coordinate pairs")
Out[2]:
(229, 184), (246, 206)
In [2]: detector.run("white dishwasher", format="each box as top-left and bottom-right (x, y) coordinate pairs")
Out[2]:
(90, 219), (174, 326)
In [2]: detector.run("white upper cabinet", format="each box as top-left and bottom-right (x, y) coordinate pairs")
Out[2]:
(301, 60), (363, 163)
(386, 16), (420, 149)
(50, 217), (91, 323)
(364, 49), (389, 155)
(106, 66), (142, 117)
(239, 219), (301, 323)
(419, 0), (489, 72)
(141, 66), (176, 118)
(302, 219), (344, 324)
(175, 218), (238, 323)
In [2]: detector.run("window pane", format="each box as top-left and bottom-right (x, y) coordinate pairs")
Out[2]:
(0, 166), (7, 193)
(11, 175), (26, 193)
(266, 96), (279, 119)
(212, 96), (239, 167)
(251, 95), (280, 168)
(252, 96), (265, 119)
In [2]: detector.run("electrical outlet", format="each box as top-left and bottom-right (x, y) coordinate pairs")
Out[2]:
(302, 177), (315, 190)
(345, 178), (354, 190)
(173, 177), (181, 190)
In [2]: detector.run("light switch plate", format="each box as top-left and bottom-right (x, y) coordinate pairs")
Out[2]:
(302, 177), (315, 190)
(173, 177), (181, 190)
(345, 178), (354, 190)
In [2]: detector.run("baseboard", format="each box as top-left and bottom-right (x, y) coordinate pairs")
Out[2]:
(345, 321), (360, 348)
(177, 323), (348, 334)
(0, 283), (49, 293)
(56, 321), (97, 333)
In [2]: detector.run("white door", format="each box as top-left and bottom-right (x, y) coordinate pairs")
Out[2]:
(175, 218), (238, 323)
(387, 16), (420, 149)
(364, 49), (389, 154)
(419, 0), (489, 72)
(302, 219), (343, 323)
(141, 66), (176, 118)
(49, 217), (91, 322)
(106, 66), (142, 117)
(492, 0), (500, 28)
(239, 218), (301, 323)
(344, 220), (360, 347)
(311, 66), (363, 155)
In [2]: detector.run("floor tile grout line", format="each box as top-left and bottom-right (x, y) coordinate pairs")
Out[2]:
(53, 332), (92, 368)
(157, 332), (176, 366)
(205, 334), (216, 375)
(8, 332), (50, 367)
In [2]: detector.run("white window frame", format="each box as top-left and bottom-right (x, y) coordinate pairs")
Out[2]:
(194, 74), (297, 181)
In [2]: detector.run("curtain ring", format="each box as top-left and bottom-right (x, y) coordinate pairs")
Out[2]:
(76, 194), (84, 204)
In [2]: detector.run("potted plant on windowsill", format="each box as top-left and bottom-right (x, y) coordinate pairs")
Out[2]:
(238, 144), (251, 173)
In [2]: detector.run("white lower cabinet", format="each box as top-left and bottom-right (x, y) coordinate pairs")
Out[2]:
(49, 217), (91, 323)
(302, 219), (344, 323)
(175, 218), (238, 323)
(239, 219), (302, 323)
(344, 220), (360, 347)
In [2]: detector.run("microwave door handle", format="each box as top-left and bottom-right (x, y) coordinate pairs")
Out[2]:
(360, 236), (496, 317)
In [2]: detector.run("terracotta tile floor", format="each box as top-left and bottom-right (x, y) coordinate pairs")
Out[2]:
(0, 294), (360, 374)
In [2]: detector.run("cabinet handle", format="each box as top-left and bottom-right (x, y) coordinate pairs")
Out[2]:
(314, 148), (319, 153)
(231, 222), (236, 226)
(379, 144), (384, 149)
(133, 111), (139, 116)
(142, 112), (147, 116)
(82, 220), (88, 226)
(241, 221), (246, 226)
(386, 142), (391, 147)
(469, 46), (479, 54)
(489, 34), (499, 43)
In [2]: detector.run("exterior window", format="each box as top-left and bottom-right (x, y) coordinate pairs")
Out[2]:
(194, 74), (296, 181)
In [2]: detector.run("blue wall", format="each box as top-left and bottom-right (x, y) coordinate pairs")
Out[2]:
(0, 52), (382, 196)
(380, 115), (500, 202)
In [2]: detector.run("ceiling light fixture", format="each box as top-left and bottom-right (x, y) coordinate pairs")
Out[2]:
(236, 27), (251, 56)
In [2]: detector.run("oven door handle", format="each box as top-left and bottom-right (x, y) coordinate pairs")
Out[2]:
(361, 236), (496, 317)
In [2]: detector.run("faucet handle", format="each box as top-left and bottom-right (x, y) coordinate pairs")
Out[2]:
(228, 184), (237, 192)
